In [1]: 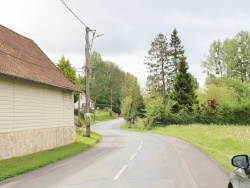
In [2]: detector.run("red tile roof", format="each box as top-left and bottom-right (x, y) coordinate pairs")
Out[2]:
(0, 24), (80, 91)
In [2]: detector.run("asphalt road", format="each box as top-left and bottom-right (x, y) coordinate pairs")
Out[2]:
(0, 118), (229, 188)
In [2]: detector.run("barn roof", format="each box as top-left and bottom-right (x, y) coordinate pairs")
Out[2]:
(0, 24), (80, 91)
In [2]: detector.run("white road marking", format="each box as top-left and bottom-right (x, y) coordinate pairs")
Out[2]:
(130, 152), (137, 160)
(138, 145), (142, 151)
(113, 164), (128, 180)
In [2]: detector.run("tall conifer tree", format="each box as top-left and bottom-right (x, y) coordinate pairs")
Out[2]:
(145, 33), (173, 100)
(57, 56), (79, 103)
(170, 57), (198, 113)
(170, 28), (185, 73)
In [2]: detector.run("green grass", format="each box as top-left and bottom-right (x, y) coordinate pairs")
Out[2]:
(122, 123), (250, 174)
(0, 132), (101, 181)
(94, 110), (116, 122)
(75, 110), (115, 126)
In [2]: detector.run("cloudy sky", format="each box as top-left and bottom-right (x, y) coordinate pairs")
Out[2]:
(1, 0), (250, 86)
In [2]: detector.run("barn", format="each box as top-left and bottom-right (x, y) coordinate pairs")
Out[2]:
(0, 24), (80, 160)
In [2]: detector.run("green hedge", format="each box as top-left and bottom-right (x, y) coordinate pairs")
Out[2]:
(95, 104), (121, 114)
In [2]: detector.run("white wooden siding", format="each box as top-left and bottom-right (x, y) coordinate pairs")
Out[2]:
(0, 77), (74, 133)
(0, 77), (14, 131)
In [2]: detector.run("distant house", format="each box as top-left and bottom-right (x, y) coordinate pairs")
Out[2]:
(74, 92), (95, 110)
(0, 24), (80, 160)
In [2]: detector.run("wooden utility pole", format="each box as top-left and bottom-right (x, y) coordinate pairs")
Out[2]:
(111, 87), (113, 112)
(85, 27), (91, 137)
(78, 75), (81, 127)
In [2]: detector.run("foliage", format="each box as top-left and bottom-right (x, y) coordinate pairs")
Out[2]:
(145, 33), (172, 100)
(196, 78), (250, 124)
(95, 104), (121, 114)
(202, 30), (250, 83)
(145, 29), (186, 102)
(170, 28), (185, 73)
(145, 96), (166, 123)
(206, 77), (250, 103)
(78, 76), (85, 91)
(121, 73), (145, 125)
(170, 57), (198, 114)
(89, 52), (126, 112)
(57, 55), (79, 103)
(197, 84), (239, 106)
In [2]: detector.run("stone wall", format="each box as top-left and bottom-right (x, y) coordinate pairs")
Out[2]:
(0, 126), (76, 161)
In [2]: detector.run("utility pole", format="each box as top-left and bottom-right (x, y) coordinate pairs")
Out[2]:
(85, 27), (91, 137)
(111, 87), (113, 112)
(61, 0), (103, 137)
(78, 74), (81, 127)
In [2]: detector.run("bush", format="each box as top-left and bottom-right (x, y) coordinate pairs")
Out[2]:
(95, 104), (121, 114)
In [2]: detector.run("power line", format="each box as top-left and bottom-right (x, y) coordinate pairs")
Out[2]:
(60, 0), (88, 28)
(0, 18), (63, 60)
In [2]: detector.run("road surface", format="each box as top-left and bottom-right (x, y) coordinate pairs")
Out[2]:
(0, 118), (229, 188)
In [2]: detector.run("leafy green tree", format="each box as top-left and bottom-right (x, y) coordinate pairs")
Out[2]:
(170, 57), (198, 113)
(201, 39), (225, 78)
(89, 52), (108, 104)
(57, 55), (79, 103)
(191, 74), (199, 89)
(197, 84), (238, 107)
(121, 73), (145, 124)
(234, 31), (250, 83)
(78, 76), (85, 91)
(222, 38), (238, 79)
(205, 77), (250, 103)
(145, 33), (173, 101)
(202, 30), (250, 83)
(106, 61), (124, 109)
(89, 52), (128, 114)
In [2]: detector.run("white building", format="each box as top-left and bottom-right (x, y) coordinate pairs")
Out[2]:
(74, 92), (95, 110)
(0, 24), (80, 160)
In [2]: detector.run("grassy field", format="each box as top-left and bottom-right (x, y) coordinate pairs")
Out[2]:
(122, 124), (250, 174)
(0, 132), (101, 181)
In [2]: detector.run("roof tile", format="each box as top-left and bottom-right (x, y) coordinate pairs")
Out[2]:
(0, 24), (80, 91)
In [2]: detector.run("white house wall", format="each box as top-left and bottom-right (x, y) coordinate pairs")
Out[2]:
(0, 77), (76, 160)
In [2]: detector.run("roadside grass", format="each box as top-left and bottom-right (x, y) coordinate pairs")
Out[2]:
(0, 132), (101, 182)
(94, 110), (116, 122)
(74, 110), (116, 126)
(122, 123), (250, 174)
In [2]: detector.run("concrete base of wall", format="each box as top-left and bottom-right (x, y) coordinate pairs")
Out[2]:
(0, 126), (76, 161)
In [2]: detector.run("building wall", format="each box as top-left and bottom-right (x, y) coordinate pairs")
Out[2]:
(74, 93), (95, 109)
(0, 77), (76, 160)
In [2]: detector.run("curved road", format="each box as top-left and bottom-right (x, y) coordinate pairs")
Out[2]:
(0, 118), (229, 188)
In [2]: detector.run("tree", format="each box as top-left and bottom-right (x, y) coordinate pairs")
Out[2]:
(121, 73), (145, 124)
(201, 39), (225, 78)
(89, 51), (129, 114)
(202, 30), (250, 83)
(57, 55), (79, 103)
(145, 33), (173, 101)
(78, 76), (85, 91)
(234, 31), (250, 83)
(170, 28), (185, 73)
(89, 52), (108, 104)
(170, 57), (198, 113)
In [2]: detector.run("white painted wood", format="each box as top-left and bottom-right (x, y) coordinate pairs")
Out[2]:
(0, 77), (74, 133)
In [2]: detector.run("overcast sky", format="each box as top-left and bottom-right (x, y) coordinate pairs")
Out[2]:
(1, 0), (250, 86)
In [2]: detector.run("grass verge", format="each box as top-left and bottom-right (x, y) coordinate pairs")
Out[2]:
(74, 110), (116, 126)
(0, 132), (101, 181)
(121, 123), (250, 174)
